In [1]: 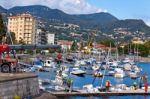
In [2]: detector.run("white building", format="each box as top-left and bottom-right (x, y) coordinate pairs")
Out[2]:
(47, 34), (55, 45)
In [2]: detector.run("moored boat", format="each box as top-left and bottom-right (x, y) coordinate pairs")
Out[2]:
(71, 68), (86, 75)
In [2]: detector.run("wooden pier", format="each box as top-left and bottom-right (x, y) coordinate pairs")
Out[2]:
(51, 90), (150, 97)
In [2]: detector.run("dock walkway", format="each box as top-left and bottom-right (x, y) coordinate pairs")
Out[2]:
(51, 90), (150, 97)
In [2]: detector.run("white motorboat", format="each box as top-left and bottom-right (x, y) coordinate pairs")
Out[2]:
(74, 60), (80, 67)
(128, 72), (138, 79)
(51, 75), (64, 85)
(132, 65), (141, 73)
(71, 68), (86, 75)
(110, 61), (119, 67)
(122, 57), (135, 64)
(114, 68), (125, 78)
(92, 64), (99, 71)
(122, 57), (131, 63)
(110, 84), (128, 92)
(80, 59), (86, 65)
(77, 84), (99, 93)
(54, 85), (66, 91)
(108, 71), (115, 76)
(123, 63), (132, 71)
(43, 59), (55, 68)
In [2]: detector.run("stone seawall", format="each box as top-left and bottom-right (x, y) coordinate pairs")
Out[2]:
(0, 73), (39, 99)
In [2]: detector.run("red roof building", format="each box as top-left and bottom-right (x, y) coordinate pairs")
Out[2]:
(57, 40), (73, 50)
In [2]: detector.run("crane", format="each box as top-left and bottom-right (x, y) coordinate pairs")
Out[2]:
(81, 32), (95, 54)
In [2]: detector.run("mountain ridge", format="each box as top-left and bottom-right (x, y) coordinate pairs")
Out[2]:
(0, 5), (150, 35)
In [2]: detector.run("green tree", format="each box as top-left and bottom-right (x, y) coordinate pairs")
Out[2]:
(118, 46), (124, 55)
(123, 43), (149, 57)
(138, 44), (149, 57)
(26, 49), (33, 55)
(144, 40), (150, 54)
(100, 39), (115, 47)
(71, 40), (78, 52)
(0, 14), (6, 43)
(18, 38), (26, 45)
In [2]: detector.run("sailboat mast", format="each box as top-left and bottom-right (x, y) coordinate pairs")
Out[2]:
(100, 48), (110, 88)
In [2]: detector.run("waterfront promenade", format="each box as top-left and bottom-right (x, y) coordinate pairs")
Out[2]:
(51, 90), (150, 97)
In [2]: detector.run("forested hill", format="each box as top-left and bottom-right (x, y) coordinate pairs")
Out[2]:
(0, 5), (150, 35)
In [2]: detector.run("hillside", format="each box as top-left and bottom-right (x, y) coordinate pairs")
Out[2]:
(102, 19), (150, 34)
(7, 5), (118, 28)
(0, 6), (7, 13)
(0, 5), (150, 36)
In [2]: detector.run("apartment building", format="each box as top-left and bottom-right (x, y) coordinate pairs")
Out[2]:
(35, 29), (47, 44)
(8, 13), (36, 44)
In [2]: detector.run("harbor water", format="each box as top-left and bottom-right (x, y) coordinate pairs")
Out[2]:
(36, 62), (150, 99)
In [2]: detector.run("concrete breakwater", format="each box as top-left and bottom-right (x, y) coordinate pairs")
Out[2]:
(18, 53), (150, 64)
(139, 57), (150, 63)
(0, 73), (39, 99)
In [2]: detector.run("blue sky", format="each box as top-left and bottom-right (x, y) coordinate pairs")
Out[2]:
(87, 0), (150, 25)
(0, 0), (149, 25)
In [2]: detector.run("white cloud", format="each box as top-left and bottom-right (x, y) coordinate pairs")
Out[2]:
(142, 18), (150, 26)
(144, 18), (150, 26)
(145, 21), (150, 26)
(0, 0), (107, 14)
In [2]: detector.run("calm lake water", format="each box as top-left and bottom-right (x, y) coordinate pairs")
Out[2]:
(37, 62), (150, 99)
